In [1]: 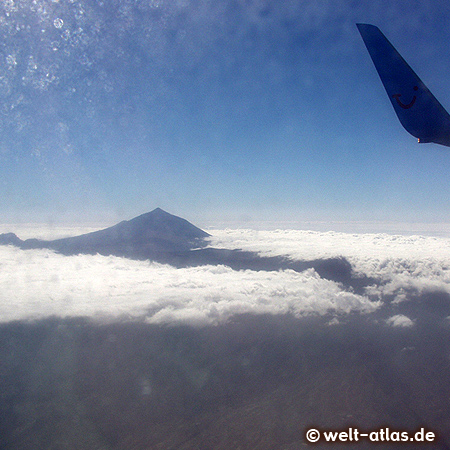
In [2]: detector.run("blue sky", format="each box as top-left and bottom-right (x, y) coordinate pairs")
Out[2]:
(2, 0), (450, 225)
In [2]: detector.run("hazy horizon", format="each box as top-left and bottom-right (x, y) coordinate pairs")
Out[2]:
(2, 213), (450, 240)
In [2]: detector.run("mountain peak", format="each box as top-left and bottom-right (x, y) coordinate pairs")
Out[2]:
(0, 208), (210, 260)
(123, 209), (210, 240)
(0, 232), (22, 246)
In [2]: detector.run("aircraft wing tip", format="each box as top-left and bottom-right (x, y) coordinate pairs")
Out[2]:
(356, 23), (379, 32)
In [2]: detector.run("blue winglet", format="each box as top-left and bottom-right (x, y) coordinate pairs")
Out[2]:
(357, 23), (450, 147)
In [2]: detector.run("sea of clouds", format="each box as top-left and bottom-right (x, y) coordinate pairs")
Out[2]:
(208, 228), (450, 299)
(1, 225), (450, 326)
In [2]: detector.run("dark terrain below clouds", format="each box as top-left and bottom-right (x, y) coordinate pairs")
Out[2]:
(1, 312), (450, 450)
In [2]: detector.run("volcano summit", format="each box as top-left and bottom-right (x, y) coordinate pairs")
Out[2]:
(0, 208), (359, 287)
(0, 208), (209, 259)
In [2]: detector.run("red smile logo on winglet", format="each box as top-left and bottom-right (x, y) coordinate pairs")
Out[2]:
(393, 86), (419, 109)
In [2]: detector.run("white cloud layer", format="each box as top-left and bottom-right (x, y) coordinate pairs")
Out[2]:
(208, 229), (450, 302)
(1, 226), (450, 325)
(0, 244), (376, 325)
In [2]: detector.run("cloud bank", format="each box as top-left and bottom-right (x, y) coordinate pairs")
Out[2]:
(0, 244), (375, 325)
(208, 229), (450, 302)
(2, 226), (450, 325)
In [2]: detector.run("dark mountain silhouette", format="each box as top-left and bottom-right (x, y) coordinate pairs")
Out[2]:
(0, 208), (209, 257)
(0, 208), (373, 290)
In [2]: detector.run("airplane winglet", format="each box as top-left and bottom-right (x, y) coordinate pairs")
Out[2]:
(357, 23), (450, 147)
